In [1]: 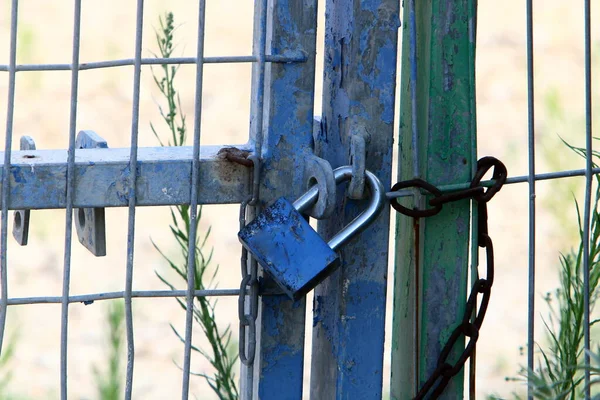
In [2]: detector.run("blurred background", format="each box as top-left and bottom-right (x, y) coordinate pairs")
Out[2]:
(0, 1), (598, 398)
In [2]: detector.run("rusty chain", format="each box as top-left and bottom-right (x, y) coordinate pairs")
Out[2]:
(238, 155), (260, 366)
(390, 156), (507, 399)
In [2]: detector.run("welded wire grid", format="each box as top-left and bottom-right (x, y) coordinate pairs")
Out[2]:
(525, 1), (594, 398)
(0, 1), (277, 399)
(393, 1), (597, 398)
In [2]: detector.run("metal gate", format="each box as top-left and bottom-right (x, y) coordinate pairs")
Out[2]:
(6, 0), (593, 399)
(0, 0), (398, 399)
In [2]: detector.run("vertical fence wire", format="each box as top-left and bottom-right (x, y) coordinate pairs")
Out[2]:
(0, 0), (19, 356)
(241, 0), (267, 397)
(124, 0), (145, 397)
(582, 0), (593, 397)
(525, 1), (536, 398)
(59, 1), (82, 398)
(252, 0), (267, 160)
(180, 1), (207, 398)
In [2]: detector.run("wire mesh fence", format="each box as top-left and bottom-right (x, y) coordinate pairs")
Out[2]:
(1, 0), (598, 399)
(0, 1), (274, 398)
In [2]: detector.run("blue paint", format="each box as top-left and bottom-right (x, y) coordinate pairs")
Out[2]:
(258, 296), (305, 400)
(275, 0), (297, 36)
(336, 280), (387, 394)
(10, 169), (25, 183)
(361, 0), (381, 13)
(310, 0), (399, 398)
(252, 1), (318, 398)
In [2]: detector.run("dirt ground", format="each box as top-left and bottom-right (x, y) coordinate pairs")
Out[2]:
(0, 1), (598, 399)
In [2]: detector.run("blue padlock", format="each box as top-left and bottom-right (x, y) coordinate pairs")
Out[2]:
(238, 166), (385, 301)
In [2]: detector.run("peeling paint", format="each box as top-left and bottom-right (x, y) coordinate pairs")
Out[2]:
(310, 0), (399, 399)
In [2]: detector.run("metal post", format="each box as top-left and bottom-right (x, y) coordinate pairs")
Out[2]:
(391, 1), (477, 399)
(249, 0), (318, 398)
(310, 1), (399, 399)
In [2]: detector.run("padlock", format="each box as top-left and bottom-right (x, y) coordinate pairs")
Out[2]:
(238, 165), (385, 301)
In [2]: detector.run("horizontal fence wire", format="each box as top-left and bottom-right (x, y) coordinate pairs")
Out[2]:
(0, 55), (306, 72)
(386, 168), (600, 200)
(6, 289), (242, 305)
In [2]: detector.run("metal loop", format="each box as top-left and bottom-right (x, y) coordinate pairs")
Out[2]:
(237, 157), (260, 367)
(481, 235), (494, 285)
(470, 156), (507, 203)
(477, 202), (489, 242)
(414, 363), (452, 400)
(414, 219), (497, 399)
(303, 155), (336, 219)
(238, 318), (256, 366)
(473, 289), (491, 329)
(247, 155), (261, 206)
(238, 274), (252, 322)
(429, 186), (484, 207)
(390, 179), (443, 218)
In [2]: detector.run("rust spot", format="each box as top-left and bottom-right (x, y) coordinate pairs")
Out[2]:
(217, 147), (253, 167)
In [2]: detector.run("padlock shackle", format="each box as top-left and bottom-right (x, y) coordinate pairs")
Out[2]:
(293, 166), (385, 251)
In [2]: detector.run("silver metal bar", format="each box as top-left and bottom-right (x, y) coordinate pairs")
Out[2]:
(0, 146), (251, 209)
(583, 0), (593, 397)
(181, 1), (207, 397)
(6, 289), (241, 305)
(124, 0), (144, 397)
(252, 0), (267, 162)
(0, 54), (307, 72)
(60, 0), (82, 398)
(526, 0), (536, 398)
(0, 0), (19, 357)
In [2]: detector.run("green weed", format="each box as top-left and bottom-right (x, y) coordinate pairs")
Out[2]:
(150, 12), (238, 400)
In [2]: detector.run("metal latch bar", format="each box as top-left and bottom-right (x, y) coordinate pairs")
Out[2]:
(0, 144), (252, 209)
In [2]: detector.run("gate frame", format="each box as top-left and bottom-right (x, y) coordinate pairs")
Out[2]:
(391, 1), (477, 398)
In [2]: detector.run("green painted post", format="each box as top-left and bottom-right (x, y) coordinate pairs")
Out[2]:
(391, 1), (477, 399)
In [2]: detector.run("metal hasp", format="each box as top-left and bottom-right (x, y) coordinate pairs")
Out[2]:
(12, 136), (36, 245)
(74, 130), (107, 256)
(238, 166), (385, 301)
(0, 145), (252, 209)
(303, 155), (336, 219)
(310, 0), (399, 399)
(391, 1), (477, 398)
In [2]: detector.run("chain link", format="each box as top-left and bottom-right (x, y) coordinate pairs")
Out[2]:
(390, 156), (507, 399)
(238, 155), (260, 366)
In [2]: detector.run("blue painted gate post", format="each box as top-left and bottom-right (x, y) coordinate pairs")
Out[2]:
(249, 0), (318, 399)
(310, 1), (400, 399)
